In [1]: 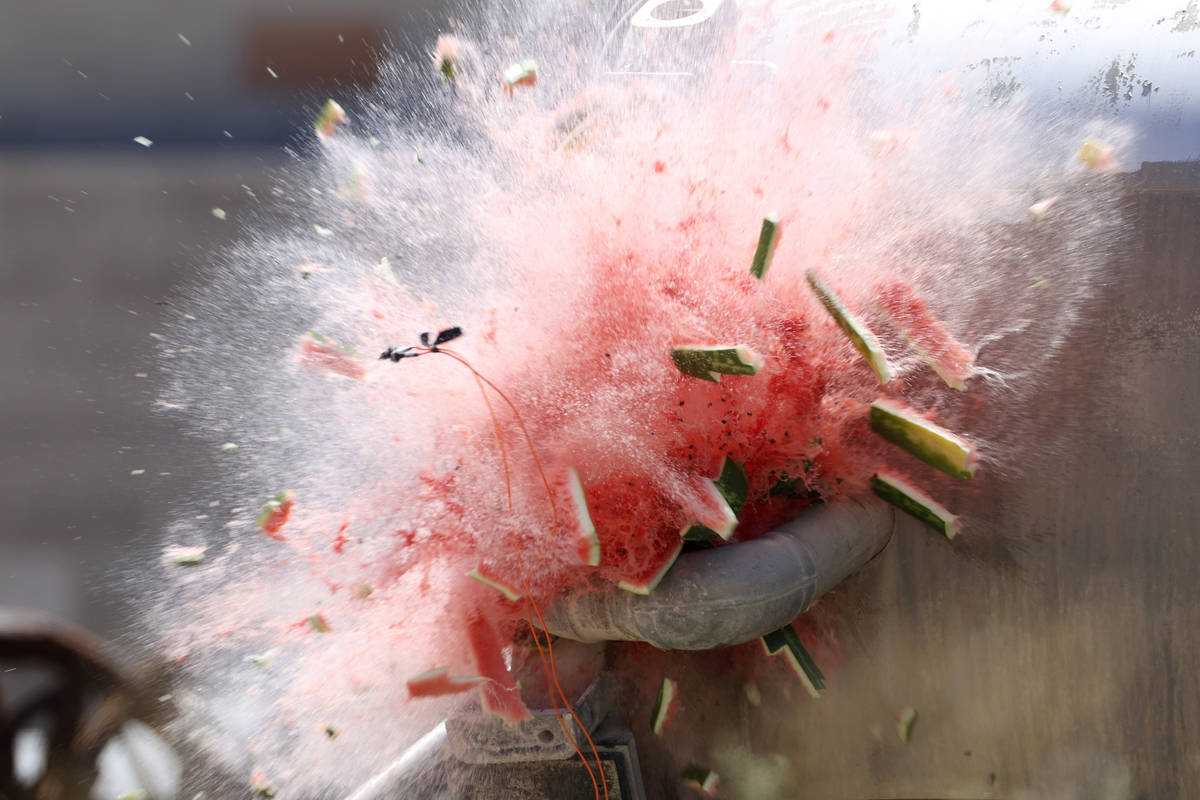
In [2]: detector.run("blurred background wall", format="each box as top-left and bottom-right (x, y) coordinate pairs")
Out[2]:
(0, 0), (458, 643)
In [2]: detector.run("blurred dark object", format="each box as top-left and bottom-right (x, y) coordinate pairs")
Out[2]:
(0, 608), (171, 800)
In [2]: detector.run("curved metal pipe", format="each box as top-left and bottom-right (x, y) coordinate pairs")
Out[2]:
(542, 498), (895, 650)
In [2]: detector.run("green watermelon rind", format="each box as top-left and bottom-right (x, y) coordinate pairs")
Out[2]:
(468, 568), (523, 602)
(681, 765), (720, 794)
(750, 213), (780, 280)
(618, 539), (684, 595)
(502, 59), (538, 87)
(566, 467), (601, 567)
(670, 345), (763, 383)
(806, 269), (894, 384)
(651, 677), (677, 735)
(871, 472), (960, 539)
(713, 456), (749, 516)
(314, 99), (345, 137)
(868, 399), (977, 480)
(255, 490), (294, 529)
(896, 706), (918, 743)
(680, 523), (721, 542)
(761, 624), (825, 699)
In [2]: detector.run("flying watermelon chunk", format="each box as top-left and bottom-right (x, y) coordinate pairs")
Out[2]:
(874, 280), (973, 391)
(465, 613), (531, 724)
(468, 565), (523, 602)
(298, 331), (366, 380)
(871, 472), (960, 539)
(806, 270), (893, 384)
(406, 666), (485, 699)
(256, 490), (294, 541)
(560, 467), (601, 567)
(869, 399), (978, 479)
(651, 677), (677, 735)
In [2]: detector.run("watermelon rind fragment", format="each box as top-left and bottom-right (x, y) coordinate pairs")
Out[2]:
(618, 539), (684, 595)
(502, 59), (538, 90)
(760, 628), (788, 656)
(761, 624), (824, 699)
(680, 524), (720, 543)
(314, 99), (346, 138)
(868, 399), (977, 479)
(304, 330), (364, 357)
(896, 706), (918, 743)
(679, 458), (744, 541)
(671, 345), (763, 383)
(246, 649), (278, 668)
(256, 490), (294, 529)
(365, 256), (403, 287)
(681, 765), (720, 795)
(713, 456), (749, 516)
(750, 213), (780, 280)
(871, 472), (960, 539)
(468, 568), (523, 602)
(873, 291), (970, 391)
(566, 467), (601, 566)
(166, 546), (206, 566)
(1028, 197), (1056, 221)
(1077, 136), (1113, 169)
(806, 269), (894, 384)
(651, 677), (677, 735)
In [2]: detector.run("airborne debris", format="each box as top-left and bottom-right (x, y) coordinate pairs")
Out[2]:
(872, 472), (959, 539)
(247, 649), (278, 668)
(750, 213), (780, 280)
(1077, 136), (1113, 168)
(896, 706), (918, 742)
(468, 566), (523, 601)
(670, 345), (763, 383)
(406, 666), (485, 698)
(166, 546), (206, 566)
(651, 677), (678, 735)
(250, 771), (277, 798)
(256, 490), (295, 539)
(132, 136), (152, 148)
(807, 269), (893, 383)
(681, 765), (719, 795)
(314, 99), (346, 138)
(434, 35), (460, 83)
(761, 625), (825, 698)
(502, 59), (538, 94)
(868, 399), (978, 479)
(1027, 197), (1056, 220)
